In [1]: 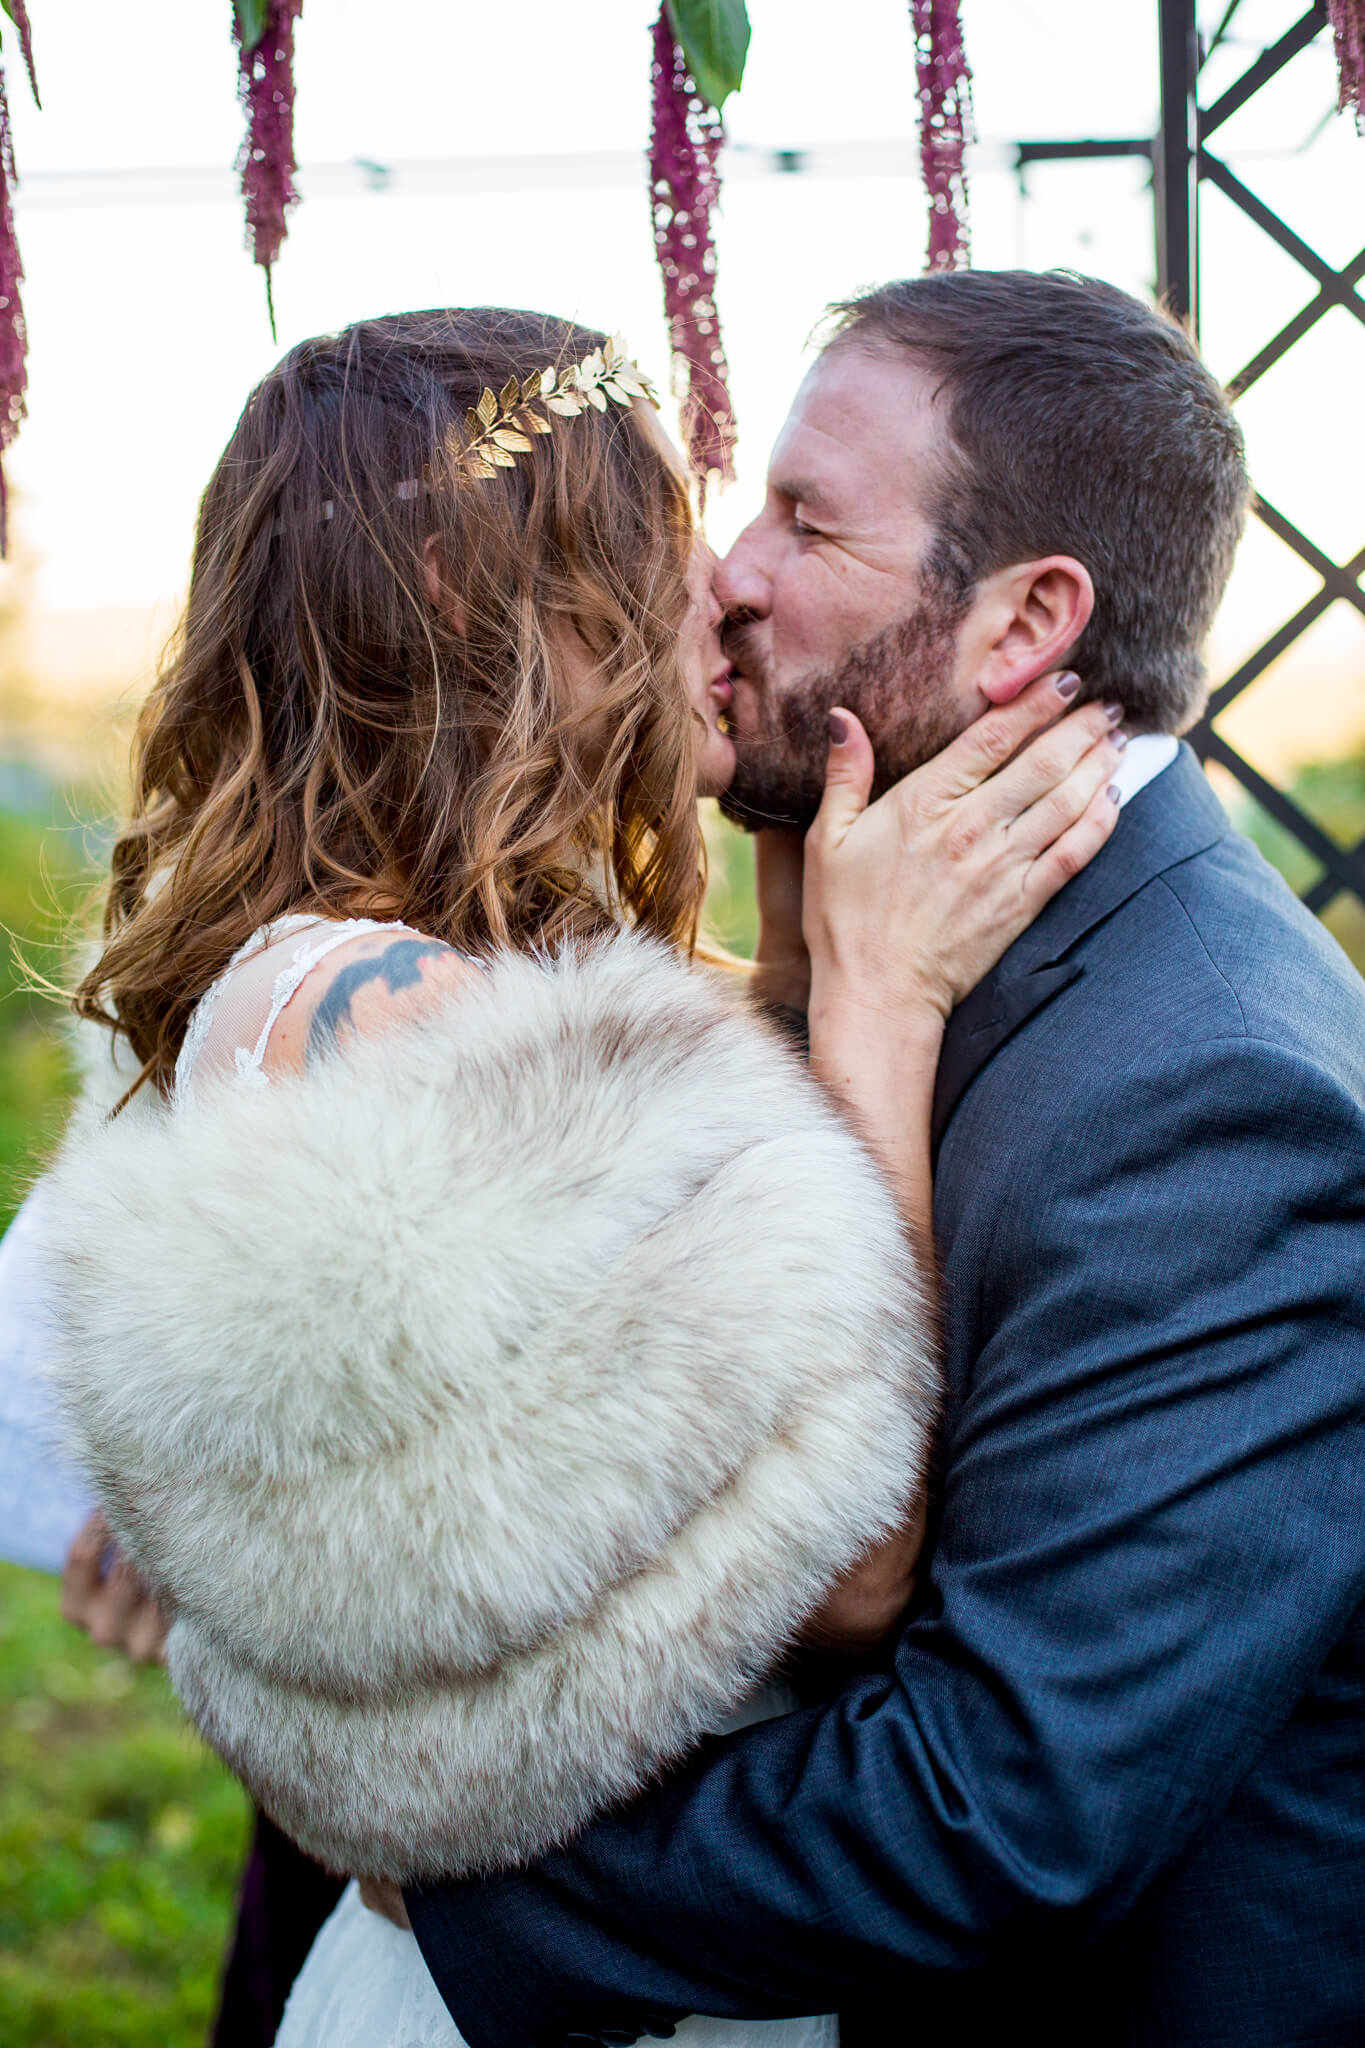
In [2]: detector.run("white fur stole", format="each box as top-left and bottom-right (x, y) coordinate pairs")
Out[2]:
(43, 934), (935, 1878)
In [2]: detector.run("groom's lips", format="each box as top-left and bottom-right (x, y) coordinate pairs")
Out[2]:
(721, 671), (764, 745)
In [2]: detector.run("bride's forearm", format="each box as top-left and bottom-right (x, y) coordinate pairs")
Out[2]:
(807, 978), (944, 1300)
(795, 976), (943, 1652)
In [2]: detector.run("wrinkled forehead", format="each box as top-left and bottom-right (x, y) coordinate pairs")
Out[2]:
(768, 343), (949, 531)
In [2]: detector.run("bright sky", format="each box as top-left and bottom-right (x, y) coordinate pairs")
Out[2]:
(2, 0), (1361, 678)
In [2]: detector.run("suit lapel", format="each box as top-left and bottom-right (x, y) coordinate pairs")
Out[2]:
(931, 962), (1085, 1154)
(931, 745), (1230, 1154)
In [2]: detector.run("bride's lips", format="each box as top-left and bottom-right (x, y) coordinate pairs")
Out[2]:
(709, 665), (735, 710)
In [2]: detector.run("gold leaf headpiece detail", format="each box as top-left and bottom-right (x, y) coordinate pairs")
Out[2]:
(454, 337), (660, 483)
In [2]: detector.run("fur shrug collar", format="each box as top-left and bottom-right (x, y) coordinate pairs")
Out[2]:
(45, 935), (934, 1879)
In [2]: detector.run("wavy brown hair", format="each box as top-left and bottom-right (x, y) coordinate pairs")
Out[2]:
(76, 308), (707, 1095)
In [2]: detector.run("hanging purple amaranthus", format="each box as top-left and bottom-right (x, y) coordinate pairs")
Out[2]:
(912, 0), (973, 272)
(649, 6), (736, 495)
(0, 70), (25, 557)
(1329, 1), (1365, 131)
(233, 0), (303, 335)
(0, 0), (38, 556)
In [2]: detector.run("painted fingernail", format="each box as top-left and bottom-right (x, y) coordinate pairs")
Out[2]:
(1055, 671), (1081, 699)
(1104, 702), (1124, 725)
(828, 711), (849, 746)
(1112, 729), (1128, 752)
(1108, 784), (1122, 803)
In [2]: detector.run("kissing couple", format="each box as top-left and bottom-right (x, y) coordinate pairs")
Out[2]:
(45, 270), (1365, 2048)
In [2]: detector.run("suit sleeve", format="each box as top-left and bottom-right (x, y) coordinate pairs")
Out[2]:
(406, 1035), (1365, 2045)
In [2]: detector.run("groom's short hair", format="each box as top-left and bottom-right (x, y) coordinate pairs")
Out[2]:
(828, 270), (1250, 732)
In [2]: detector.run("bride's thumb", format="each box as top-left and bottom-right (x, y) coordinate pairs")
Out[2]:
(812, 708), (875, 846)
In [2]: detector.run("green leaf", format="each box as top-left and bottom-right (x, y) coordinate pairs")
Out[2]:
(0, 1), (15, 27)
(666, 0), (751, 110)
(235, 0), (269, 50)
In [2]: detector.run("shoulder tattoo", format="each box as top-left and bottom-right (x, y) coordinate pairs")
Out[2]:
(306, 938), (453, 1063)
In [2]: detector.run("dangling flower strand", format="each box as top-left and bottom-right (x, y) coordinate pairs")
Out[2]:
(0, 14), (37, 559)
(0, 76), (24, 557)
(911, 0), (973, 273)
(649, 6), (737, 498)
(233, 0), (303, 337)
(1329, 0), (1365, 132)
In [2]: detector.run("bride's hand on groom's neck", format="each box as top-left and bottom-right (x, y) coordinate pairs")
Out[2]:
(802, 671), (1123, 1030)
(798, 672), (1121, 1286)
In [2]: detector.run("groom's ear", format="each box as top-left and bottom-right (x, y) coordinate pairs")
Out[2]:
(967, 556), (1095, 707)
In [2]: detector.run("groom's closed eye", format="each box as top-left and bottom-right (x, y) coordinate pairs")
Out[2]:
(773, 478), (833, 521)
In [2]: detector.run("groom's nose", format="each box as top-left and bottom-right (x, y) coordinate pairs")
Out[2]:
(714, 525), (772, 621)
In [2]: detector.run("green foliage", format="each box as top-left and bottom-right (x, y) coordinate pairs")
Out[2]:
(0, 795), (248, 2043)
(235, 0), (269, 52)
(1228, 750), (1365, 976)
(0, 1561), (250, 2047)
(700, 800), (758, 955)
(0, 800), (92, 1232)
(666, 0), (751, 110)
(0, 0), (40, 105)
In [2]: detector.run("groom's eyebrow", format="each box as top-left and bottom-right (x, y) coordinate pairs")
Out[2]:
(772, 474), (833, 512)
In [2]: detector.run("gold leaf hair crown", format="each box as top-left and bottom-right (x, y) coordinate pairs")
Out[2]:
(455, 336), (660, 483)
(268, 340), (660, 538)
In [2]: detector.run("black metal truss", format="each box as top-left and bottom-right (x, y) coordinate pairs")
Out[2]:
(1177, 0), (1365, 916)
(1014, 2), (1365, 919)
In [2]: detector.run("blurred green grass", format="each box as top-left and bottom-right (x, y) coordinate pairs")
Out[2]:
(0, 787), (251, 2046)
(0, 802), (85, 1235)
(0, 1566), (250, 2047)
(701, 799), (758, 957)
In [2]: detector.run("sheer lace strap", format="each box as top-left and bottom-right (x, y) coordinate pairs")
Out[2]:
(174, 978), (220, 1103)
(175, 915), (421, 1107)
(234, 918), (412, 1087)
(172, 917), (318, 1106)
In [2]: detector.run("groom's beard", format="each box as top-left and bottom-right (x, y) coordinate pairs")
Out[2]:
(718, 587), (970, 833)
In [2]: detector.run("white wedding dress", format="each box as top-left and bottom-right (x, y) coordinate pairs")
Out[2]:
(275, 1677), (836, 2048)
(176, 918), (840, 2048)
(277, 1871), (838, 2048)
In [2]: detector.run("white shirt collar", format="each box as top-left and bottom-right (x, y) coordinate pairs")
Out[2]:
(1111, 731), (1179, 809)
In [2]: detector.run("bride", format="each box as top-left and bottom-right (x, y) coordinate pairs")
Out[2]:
(44, 307), (1122, 2046)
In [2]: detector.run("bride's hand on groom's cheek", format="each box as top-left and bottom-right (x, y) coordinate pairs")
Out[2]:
(802, 670), (1124, 1027)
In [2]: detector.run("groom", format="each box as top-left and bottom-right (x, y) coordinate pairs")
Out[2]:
(403, 272), (1365, 2044)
